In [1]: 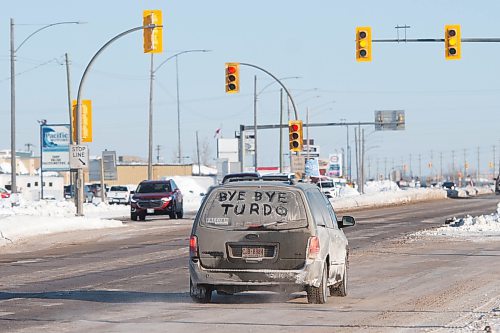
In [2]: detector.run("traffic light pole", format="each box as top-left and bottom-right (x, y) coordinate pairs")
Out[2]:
(373, 38), (500, 43)
(74, 24), (158, 216)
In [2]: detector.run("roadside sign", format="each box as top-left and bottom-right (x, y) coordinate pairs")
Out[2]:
(374, 110), (405, 131)
(70, 145), (89, 169)
(41, 124), (70, 171)
(102, 150), (117, 180)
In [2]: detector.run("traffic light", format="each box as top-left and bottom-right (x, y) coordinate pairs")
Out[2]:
(225, 62), (240, 93)
(289, 120), (303, 152)
(445, 24), (461, 60)
(143, 10), (163, 53)
(356, 26), (372, 62)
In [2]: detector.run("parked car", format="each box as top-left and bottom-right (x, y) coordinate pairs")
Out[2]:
(442, 181), (456, 190)
(0, 186), (11, 199)
(108, 185), (133, 205)
(189, 177), (355, 304)
(63, 185), (94, 203)
(130, 179), (183, 221)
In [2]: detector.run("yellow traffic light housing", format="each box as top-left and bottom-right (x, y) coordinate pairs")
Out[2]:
(143, 10), (163, 53)
(225, 62), (240, 93)
(289, 120), (303, 152)
(356, 26), (372, 62)
(445, 24), (461, 60)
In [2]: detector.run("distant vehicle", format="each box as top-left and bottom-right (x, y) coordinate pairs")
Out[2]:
(189, 177), (356, 304)
(130, 179), (183, 221)
(222, 172), (260, 184)
(316, 180), (339, 198)
(87, 183), (109, 197)
(442, 181), (456, 190)
(64, 185), (94, 203)
(496, 176), (500, 195)
(0, 186), (11, 199)
(108, 185), (133, 205)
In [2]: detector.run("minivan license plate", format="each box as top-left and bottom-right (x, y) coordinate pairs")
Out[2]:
(242, 247), (264, 258)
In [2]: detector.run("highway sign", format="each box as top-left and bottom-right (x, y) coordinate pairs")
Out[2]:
(70, 145), (89, 169)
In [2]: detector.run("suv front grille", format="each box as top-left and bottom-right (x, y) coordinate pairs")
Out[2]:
(229, 245), (276, 258)
(137, 200), (163, 208)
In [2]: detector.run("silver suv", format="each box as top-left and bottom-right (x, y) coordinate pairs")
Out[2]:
(189, 178), (355, 304)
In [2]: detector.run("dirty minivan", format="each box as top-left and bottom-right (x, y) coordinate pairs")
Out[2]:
(189, 178), (355, 304)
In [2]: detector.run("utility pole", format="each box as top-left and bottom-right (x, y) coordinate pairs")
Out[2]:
(439, 152), (443, 182)
(477, 146), (480, 184)
(384, 157), (388, 180)
(196, 131), (201, 176)
(354, 127), (359, 188)
(463, 148), (467, 187)
(418, 154), (422, 182)
(279, 89), (283, 173)
(451, 150), (456, 181)
(253, 75), (258, 172)
(361, 128), (365, 193)
(430, 150), (434, 182)
(409, 153), (412, 179)
(493, 145), (496, 180)
(148, 53), (154, 179)
(376, 157), (380, 180)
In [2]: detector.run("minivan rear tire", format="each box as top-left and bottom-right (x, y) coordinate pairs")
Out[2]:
(306, 264), (328, 304)
(190, 279), (212, 303)
(330, 264), (348, 297)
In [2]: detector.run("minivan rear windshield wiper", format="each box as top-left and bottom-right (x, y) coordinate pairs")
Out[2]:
(246, 221), (288, 229)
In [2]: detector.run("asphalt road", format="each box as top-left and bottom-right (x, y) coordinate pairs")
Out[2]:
(1, 194), (499, 332)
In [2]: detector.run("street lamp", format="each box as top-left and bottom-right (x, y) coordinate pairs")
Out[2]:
(147, 49), (210, 178)
(10, 18), (83, 196)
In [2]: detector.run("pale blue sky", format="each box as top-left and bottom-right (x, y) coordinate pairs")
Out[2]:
(1, 1), (500, 177)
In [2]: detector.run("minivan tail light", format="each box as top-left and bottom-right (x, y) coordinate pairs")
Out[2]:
(189, 235), (198, 258)
(307, 236), (320, 259)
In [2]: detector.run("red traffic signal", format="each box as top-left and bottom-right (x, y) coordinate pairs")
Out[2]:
(225, 63), (240, 93)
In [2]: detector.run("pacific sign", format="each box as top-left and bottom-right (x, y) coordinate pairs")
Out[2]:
(41, 124), (70, 171)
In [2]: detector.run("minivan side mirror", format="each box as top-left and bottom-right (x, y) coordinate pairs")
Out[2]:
(338, 215), (355, 228)
(130, 190), (135, 195)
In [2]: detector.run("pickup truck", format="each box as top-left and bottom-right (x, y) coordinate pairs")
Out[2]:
(108, 185), (133, 205)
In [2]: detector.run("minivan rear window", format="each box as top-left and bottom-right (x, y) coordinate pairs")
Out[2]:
(200, 187), (307, 230)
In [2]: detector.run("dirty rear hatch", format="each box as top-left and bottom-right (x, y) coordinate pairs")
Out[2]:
(196, 184), (309, 270)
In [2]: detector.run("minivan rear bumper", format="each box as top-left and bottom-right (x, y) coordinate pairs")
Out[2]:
(189, 258), (324, 291)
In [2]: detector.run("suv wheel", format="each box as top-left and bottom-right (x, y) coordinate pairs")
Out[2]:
(131, 213), (138, 221)
(190, 279), (212, 303)
(169, 202), (177, 219)
(306, 263), (328, 304)
(176, 204), (184, 219)
(330, 264), (348, 297)
(139, 213), (146, 221)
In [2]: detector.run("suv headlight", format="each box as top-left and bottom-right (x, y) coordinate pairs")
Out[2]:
(130, 197), (137, 203)
(161, 197), (172, 202)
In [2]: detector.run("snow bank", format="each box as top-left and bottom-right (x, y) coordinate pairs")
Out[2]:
(364, 180), (401, 194)
(414, 202), (500, 240)
(170, 176), (215, 213)
(332, 187), (447, 211)
(0, 215), (123, 247)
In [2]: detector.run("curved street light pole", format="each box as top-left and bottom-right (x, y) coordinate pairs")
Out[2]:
(147, 49), (210, 173)
(10, 19), (82, 198)
(74, 24), (158, 215)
